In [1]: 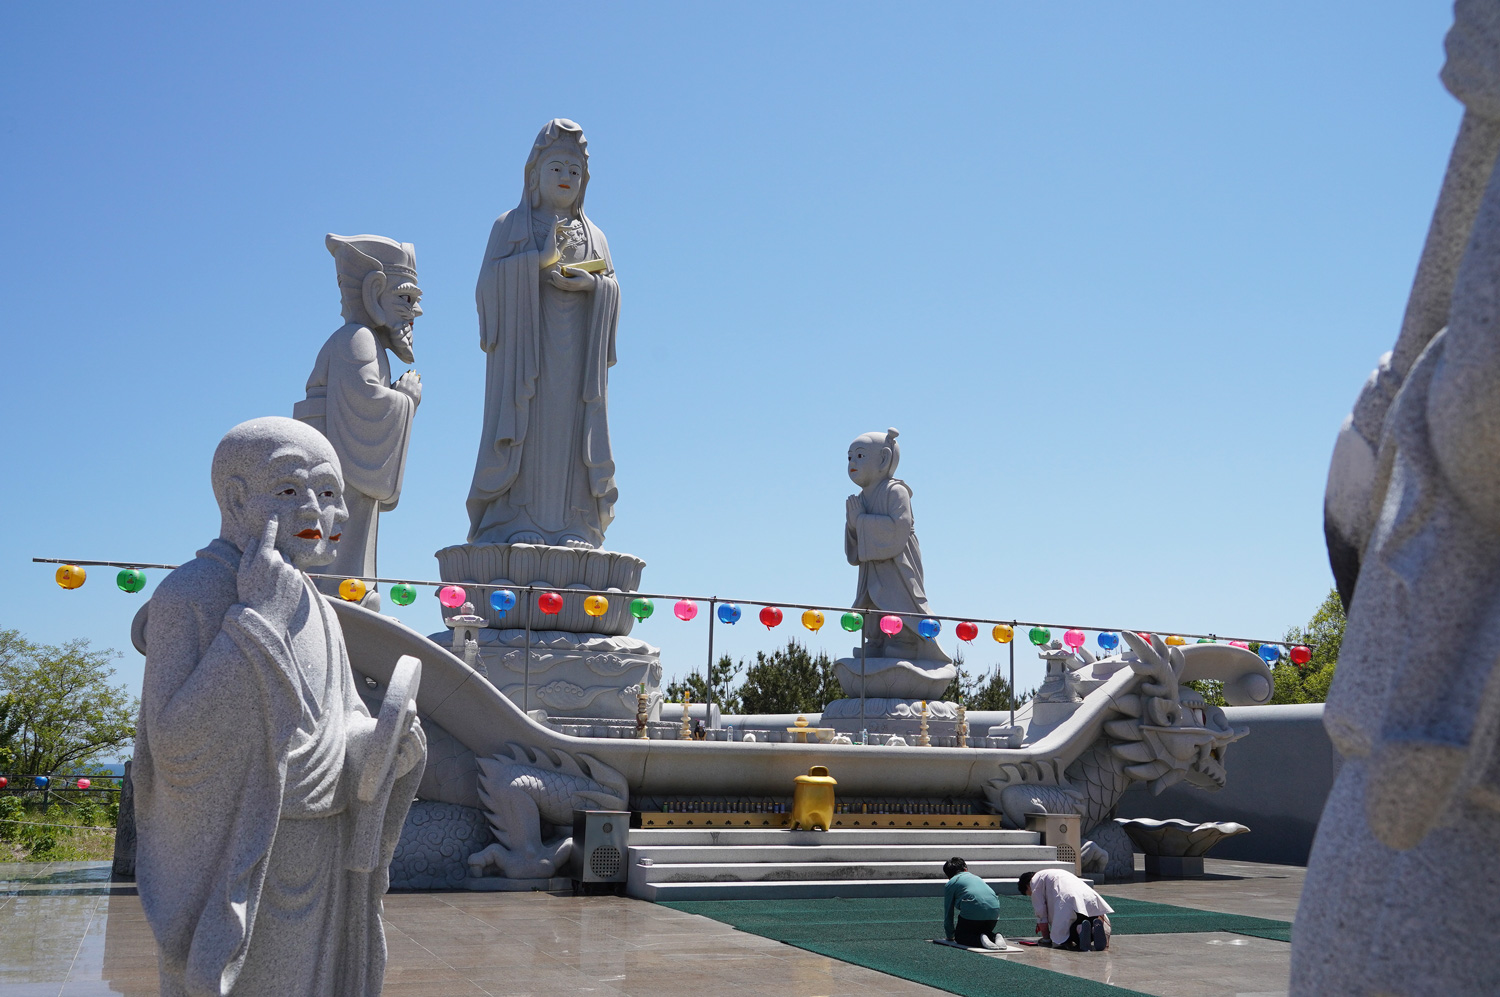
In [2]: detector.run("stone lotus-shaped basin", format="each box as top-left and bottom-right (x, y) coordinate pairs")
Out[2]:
(435, 543), (646, 635)
(1115, 817), (1250, 857)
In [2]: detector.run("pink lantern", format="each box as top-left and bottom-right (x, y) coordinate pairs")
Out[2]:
(879, 614), (903, 636)
(1063, 628), (1085, 651)
(1229, 640), (1249, 649)
(674, 599), (698, 622)
(438, 585), (467, 608)
(77, 778), (91, 790)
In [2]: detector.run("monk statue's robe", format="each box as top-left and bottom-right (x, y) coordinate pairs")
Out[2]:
(845, 477), (951, 664)
(133, 538), (422, 996)
(294, 324), (415, 596)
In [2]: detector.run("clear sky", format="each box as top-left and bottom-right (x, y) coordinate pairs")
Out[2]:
(2, 2), (1461, 720)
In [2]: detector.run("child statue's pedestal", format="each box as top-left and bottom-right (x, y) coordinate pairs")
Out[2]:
(429, 542), (663, 721)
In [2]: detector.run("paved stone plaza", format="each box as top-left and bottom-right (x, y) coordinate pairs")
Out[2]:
(0, 857), (1299, 996)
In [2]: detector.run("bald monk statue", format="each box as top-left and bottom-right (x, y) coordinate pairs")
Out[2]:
(132, 416), (426, 996)
(294, 234), (423, 610)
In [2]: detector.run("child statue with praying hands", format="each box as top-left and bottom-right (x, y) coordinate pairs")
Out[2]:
(845, 428), (951, 666)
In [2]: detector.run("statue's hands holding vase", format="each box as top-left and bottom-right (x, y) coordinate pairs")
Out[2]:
(539, 221), (564, 270)
(238, 515), (304, 633)
(547, 267), (595, 293)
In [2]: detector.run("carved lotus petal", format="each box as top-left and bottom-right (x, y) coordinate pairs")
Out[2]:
(1114, 817), (1250, 857)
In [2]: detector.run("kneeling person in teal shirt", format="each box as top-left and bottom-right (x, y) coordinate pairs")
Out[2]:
(943, 857), (1002, 948)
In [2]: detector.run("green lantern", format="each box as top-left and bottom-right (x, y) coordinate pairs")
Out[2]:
(839, 611), (863, 633)
(1196, 637), (1215, 644)
(116, 568), (146, 594)
(1028, 626), (1051, 646)
(630, 597), (655, 621)
(389, 583), (417, 606)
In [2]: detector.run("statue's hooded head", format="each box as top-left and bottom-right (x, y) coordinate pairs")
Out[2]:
(212, 417), (349, 570)
(327, 233), (422, 364)
(524, 118), (591, 215)
(848, 428), (901, 489)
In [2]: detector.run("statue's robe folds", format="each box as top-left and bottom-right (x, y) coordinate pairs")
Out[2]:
(294, 325), (415, 596)
(133, 539), (422, 997)
(467, 204), (620, 547)
(845, 478), (950, 663)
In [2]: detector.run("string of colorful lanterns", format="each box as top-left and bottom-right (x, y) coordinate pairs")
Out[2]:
(37, 557), (1310, 658)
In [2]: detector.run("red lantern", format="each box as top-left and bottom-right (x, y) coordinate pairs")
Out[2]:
(956, 621), (978, 642)
(0, 776), (7, 789)
(538, 592), (563, 615)
(759, 606), (783, 629)
(1290, 645), (1312, 666)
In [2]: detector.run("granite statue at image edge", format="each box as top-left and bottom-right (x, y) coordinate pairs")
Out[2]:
(1295, 2), (1500, 993)
(467, 118), (620, 549)
(131, 417), (425, 996)
(293, 233), (423, 612)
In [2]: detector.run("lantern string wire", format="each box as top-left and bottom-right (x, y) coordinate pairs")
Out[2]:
(32, 557), (1301, 648)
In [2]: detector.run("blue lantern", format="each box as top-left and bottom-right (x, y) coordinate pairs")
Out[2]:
(34, 775), (50, 790)
(489, 589), (517, 616)
(717, 603), (742, 624)
(1258, 644), (1281, 664)
(1098, 632), (1120, 652)
(917, 617), (941, 639)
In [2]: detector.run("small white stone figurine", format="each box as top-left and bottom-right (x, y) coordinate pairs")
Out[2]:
(132, 417), (425, 996)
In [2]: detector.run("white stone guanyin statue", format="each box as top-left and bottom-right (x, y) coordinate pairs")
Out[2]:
(466, 118), (620, 549)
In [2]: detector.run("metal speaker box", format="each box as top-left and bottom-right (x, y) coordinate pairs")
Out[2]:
(1025, 812), (1082, 874)
(573, 810), (630, 883)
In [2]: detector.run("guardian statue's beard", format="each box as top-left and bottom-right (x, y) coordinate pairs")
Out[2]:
(387, 325), (415, 364)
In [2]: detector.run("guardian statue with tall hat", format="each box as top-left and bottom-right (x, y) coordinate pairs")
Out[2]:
(294, 233), (423, 610)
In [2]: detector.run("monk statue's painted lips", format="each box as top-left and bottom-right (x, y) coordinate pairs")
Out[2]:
(295, 529), (322, 539)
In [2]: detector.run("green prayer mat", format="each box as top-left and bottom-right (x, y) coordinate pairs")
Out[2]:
(659, 894), (1292, 997)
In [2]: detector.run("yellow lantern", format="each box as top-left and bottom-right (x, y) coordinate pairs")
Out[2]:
(338, 578), (367, 602)
(1165, 634), (1186, 646)
(801, 609), (825, 632)
(992, 624), (1014, 644)
(55, 564), (87, 590)
(585, 594), (609, 617)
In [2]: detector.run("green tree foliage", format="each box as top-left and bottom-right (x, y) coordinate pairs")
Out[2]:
(940, 649), (1035, 710)
(735, 641), (842, 715)
(0, 628), (139, 775)
(1269, 588), (1344, 705)
(665, 654), (744, 715)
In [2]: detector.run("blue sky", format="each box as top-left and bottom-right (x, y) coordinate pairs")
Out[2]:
(2, 2), (1460, 718)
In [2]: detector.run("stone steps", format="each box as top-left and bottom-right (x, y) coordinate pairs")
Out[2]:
(625, 827), (1073, 902)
